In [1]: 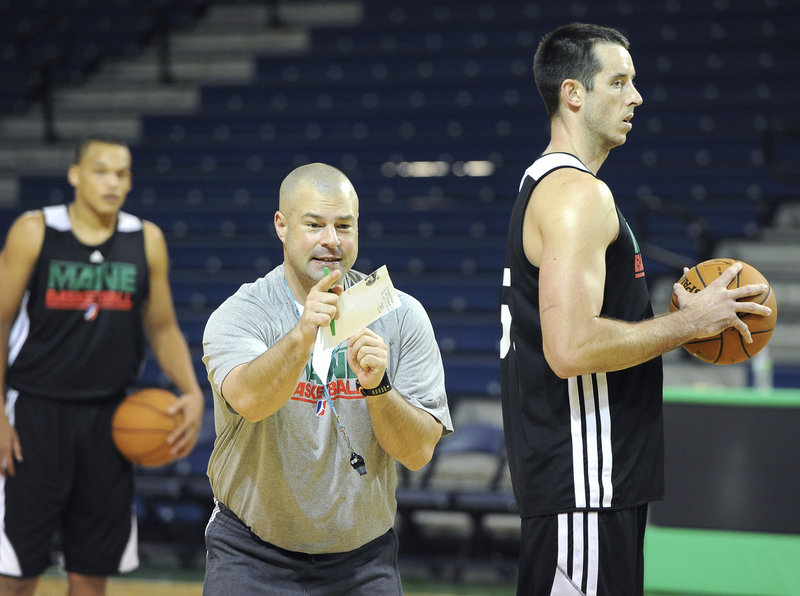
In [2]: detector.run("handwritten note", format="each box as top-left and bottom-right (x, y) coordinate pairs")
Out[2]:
(320, 265), (401, 349)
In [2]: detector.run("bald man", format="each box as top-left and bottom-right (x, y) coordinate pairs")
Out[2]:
(201, 163), (453, 595)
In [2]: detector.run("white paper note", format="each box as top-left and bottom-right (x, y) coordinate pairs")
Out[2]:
(320, 265), (402, 349)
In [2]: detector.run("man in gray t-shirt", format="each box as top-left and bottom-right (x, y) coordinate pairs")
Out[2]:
(202, 163), (453, 595)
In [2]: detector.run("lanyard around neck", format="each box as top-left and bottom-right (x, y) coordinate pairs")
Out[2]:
(283, 274), (367, 475)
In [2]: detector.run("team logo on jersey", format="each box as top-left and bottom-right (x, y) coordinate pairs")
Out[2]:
(45, 259), (137, 314)
(84, 302), (99, 321)
(625, 222), (646, 279)
(291, 347), (361, 409)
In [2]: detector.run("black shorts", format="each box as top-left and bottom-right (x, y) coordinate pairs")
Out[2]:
(0, 390), (138, 578)
(517, 505), (648, 596)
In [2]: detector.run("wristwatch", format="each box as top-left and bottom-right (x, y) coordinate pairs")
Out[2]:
(356, 372), (392, 397)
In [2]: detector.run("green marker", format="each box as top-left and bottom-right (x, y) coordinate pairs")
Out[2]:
(324, 266), (336, 336)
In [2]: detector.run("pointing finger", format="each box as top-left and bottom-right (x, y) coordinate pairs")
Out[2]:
(314, 268), (341, 292)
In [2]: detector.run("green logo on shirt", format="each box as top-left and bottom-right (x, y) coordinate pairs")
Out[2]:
(45, 260), (138, 313)
(48, 260), (137, 292)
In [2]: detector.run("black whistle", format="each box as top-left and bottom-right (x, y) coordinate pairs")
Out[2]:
(350, 452), (367, 476)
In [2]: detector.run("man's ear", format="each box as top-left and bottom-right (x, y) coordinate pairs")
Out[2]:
(561, 79), (583, 109)
(67, 164), (79, 189)
(274, 211), (287, 243)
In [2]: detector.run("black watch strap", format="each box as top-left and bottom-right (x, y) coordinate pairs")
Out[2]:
(356, 372), (392, 397)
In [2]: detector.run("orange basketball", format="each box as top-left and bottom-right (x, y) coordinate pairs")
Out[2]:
(112, 388), (183, 467)
(669, 258), (777, 364)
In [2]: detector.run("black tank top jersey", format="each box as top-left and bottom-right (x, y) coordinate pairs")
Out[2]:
(7, 205), (150, 401)
(500, 153), (664, 517)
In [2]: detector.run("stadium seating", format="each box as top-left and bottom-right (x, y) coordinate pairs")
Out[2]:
(396, 421), (517, 581)
(0, 0), (207, 115)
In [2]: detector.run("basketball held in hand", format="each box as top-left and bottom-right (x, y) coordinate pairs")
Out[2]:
(669, 258), (777, 365)
(112, 388), (183, 467)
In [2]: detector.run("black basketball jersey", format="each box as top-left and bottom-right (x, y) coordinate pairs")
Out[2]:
(500, 153), (664, 517)
(7, 205), (150, 401)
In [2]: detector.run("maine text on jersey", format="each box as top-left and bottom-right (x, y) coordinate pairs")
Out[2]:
(45, 259), (137, 311)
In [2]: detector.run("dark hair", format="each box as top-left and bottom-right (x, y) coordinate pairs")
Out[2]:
(533, 23), (630, 118)
(73, 133), (129, 165)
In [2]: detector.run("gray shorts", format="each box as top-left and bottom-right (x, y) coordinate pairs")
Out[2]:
(203, 502), (403, 596)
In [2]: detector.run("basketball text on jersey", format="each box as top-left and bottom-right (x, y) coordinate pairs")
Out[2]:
(293, 378), (361, 403)
(292, 347), (362, 408)
(45, 259), (138, 312)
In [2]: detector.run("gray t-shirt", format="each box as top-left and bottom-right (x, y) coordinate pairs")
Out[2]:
(202, 264), (453, 553)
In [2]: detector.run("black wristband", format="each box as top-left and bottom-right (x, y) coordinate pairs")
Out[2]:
(356, 372), (391, 397)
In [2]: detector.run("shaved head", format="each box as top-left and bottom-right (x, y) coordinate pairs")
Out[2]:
(279, 163), (359, 216)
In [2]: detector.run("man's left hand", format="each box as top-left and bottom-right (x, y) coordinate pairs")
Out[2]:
(347, 328), (388, 390)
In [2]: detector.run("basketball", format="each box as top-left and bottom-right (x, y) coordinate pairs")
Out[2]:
(112, 388), (183, 467)
(669, 258), (778, 364)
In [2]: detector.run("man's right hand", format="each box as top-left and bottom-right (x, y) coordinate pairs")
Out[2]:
(673, 262), (773, 343)
(297, 269), (343, 342)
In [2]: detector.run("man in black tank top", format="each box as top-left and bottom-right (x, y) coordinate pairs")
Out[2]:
(0, 135), (205, 594)
(499, 23), (773, 595)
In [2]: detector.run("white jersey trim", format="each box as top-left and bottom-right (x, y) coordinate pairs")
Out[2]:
(43, 204), (71, 230)
(569, 373), (613, 509)
(519, 153), (591, 191)
(571, 511), (585, 589)
(597, 375), (613, 508)
(117, 211), (143, 232)
(551, 512), (599, 596)
(0, 390), (21, 576)
(568, 377), (587, 508)
(42, 205), (142, 233)
(8, 292), (30, 367)
(117, 510), (139, 573)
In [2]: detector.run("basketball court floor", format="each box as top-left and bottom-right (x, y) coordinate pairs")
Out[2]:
(35, 570), (683, 595)
(36, 575), (518, 596)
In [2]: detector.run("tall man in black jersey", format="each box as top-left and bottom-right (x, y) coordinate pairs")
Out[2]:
(0, 134), (205, 595)
(499, 23), (773, 596)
